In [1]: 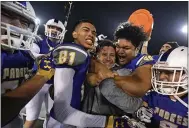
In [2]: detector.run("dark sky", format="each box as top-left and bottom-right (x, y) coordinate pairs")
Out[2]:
(31, 1), (188, 55)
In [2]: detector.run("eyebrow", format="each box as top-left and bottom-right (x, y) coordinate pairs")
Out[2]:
(82, 26), (96, 33)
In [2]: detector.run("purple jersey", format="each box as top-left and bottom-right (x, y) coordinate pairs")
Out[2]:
(1, 50), (34, 94)
(33, 37), (60, 84)
(123, 54), (155, 72)
(52, 42), (90, 109)
(143, 91), (188, 128)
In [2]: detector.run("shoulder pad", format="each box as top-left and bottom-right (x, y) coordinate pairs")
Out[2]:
(137, 55), (154, 67)
(53, 45), (88, 66)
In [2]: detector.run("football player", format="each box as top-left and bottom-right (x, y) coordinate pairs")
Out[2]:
(137, 46), (188, 128)
(45, 19), (108, 128)
(1, 1), (54, 127)
(87, 21), (155, 127)
(90, 21), (155, 97)
(24, 19), (66, 128)
(152, 42), (179, 61)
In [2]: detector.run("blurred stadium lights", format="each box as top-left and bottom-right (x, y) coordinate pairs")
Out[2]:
(181, 25), (187, 34)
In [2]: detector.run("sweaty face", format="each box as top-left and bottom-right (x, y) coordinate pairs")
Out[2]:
(159, 43), (172, 54)
(116, 39), (136, 66)
(97, 46), (116, 69)
(73, 23), (96, 49)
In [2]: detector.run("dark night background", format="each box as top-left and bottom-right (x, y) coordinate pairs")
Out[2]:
(31, 1), (188, 55)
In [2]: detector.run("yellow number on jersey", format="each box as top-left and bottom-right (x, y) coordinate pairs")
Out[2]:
(58, 50), (76, 66)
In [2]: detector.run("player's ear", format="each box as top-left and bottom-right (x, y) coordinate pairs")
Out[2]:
(72, 31), (77, 39)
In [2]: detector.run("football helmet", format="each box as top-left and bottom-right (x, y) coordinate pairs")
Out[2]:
(44, 19), (66, 41)
(151, 46), (188, 96)
(1, 1), (40, 50)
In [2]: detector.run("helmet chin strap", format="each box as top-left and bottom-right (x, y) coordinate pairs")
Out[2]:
(174, 95), (188, 109)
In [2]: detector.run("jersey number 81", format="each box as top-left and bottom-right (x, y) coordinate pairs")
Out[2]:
(58, 50), (76, 65)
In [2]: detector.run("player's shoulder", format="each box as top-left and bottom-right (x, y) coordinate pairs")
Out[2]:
(52, 42), (89, 66)
(136, 54), (155, 67)
(142, 90), (158, 103)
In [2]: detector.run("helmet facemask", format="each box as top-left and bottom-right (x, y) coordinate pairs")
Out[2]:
(44, 19), (66, 43)
(152, 62), (188, 96)
(45, 25), (64, 42)
(1, 2), (40, 51)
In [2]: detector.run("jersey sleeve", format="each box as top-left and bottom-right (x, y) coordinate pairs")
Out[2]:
(52, 45), (88, 68)
(52, 68), (106, 127)
(136, 55), (156, 67)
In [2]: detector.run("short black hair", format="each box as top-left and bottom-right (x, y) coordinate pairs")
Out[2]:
(114, 22), (148, 48)
(96, 39), (116, 53)
(73, 19), (95, 31)
(165, 42), (179, 49)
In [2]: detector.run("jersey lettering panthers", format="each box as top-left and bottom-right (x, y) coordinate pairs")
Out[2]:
(1, 50), (34, 94)
(143, 91), (188, 128)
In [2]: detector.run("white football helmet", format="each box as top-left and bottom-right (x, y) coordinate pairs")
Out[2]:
(1, 1), (40, 50)
(152, 46), (188, 96)
(44, 19), (66, 41)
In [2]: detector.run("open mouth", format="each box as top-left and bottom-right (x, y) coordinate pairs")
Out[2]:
(118, 55), (126, 62)
(86, 39), (93, 45)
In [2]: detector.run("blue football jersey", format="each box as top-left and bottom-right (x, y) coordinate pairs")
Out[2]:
(37, 37), (59, 54)
(1, 50), (34, 94)
(152, 55), (159, 62)
(143, 91), (188, 128)
(123, 54), (155, 72)
(34, 37), (60, 84)
(52, 42), (90, 109)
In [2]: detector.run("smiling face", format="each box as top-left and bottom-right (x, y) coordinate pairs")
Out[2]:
(72, 22), (96, 50)
(97, 46), (116, 69)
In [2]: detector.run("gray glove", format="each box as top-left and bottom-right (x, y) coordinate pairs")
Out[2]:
(136, 106), (153, 123)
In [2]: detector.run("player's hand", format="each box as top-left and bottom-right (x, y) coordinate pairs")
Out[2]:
(96, 70), (117, 86)
(136, 106), (153, 123)
(36, 56), (54, 80)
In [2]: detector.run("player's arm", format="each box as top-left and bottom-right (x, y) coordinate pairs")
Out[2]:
(29, 42), (47, 59)
(86, 73), (99, 86)
(2, 57), (54, 126)
(52, 46), (106, 127)
(114, 64), (152, 97)
(140, 41), (149, 54)
(87, 59), (116, 86)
